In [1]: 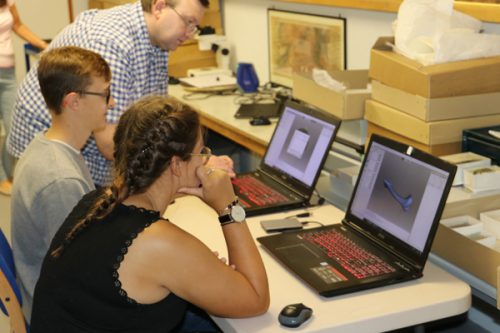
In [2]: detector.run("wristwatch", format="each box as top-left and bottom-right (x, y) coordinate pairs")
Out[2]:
(218, 198), (246, 225)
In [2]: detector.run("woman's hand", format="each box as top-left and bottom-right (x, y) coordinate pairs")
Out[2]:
(207, 155), (236, 178)
(213, 251), (236, 270)
(177, 165), (236, 213)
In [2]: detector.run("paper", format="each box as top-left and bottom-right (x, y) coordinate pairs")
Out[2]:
(394, 0), (500, 65)
(179, 75), (236, 89)
(312, 68), (346, 92)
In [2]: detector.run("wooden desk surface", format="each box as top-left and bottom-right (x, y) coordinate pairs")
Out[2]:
(169, 85), (275, 156)
(165, 196), (471, 333)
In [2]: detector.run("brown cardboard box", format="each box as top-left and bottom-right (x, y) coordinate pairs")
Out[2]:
(293, 70), (371, 120)
(369, 37), (500, 98)
(367, 122), (461, 156)
(434, 194), (500, 309)
(371, 80), (500, 122)
(365, 99), (500, 145)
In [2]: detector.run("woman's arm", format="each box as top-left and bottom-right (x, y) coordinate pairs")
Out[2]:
(120, 168), (270, 317)
(10, 5), (48, 50)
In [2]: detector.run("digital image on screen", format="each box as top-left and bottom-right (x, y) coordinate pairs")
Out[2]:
(277, 119), (324, 173)
(366, 152), (429, 233)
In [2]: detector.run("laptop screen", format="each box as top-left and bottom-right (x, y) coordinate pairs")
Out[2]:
(349, 141), (451, 253)
(263, 103), (338, 187)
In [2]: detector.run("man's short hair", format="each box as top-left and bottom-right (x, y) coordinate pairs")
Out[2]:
(37, 46), (111, 115)
(141, 0), (209, 13)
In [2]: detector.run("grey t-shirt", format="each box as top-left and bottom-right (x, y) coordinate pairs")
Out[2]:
(11, 132), (95, 319)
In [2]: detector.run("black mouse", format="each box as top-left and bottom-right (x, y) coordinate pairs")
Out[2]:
(278, 303), (313, 328)
(168, 76), (180, 85)
(250, 117), (271, 126)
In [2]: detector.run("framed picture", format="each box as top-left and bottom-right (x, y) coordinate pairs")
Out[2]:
(268, 9), (346, 88)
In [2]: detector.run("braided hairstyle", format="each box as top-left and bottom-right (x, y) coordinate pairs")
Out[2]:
(51, 95), (200, 258)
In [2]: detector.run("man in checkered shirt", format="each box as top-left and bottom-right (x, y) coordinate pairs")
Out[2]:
(8, 0), (234, 186)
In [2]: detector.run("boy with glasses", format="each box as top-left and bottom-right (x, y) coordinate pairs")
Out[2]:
(8, 0), (234, 187)
(11, 46), (114, 321)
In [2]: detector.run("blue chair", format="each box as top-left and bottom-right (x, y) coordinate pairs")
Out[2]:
(0, 228), (28, 333)
(0, 228), (15, 276)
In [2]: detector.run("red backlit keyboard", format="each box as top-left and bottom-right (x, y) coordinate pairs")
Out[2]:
(302, 229), (396, 279)
(232, 175), (290, 208)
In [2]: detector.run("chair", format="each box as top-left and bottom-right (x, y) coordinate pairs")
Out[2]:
(0, 228), (28, 333)
(0, 228), (15, 276)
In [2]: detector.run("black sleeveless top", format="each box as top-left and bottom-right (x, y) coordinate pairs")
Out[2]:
(30, 190), (189, 332)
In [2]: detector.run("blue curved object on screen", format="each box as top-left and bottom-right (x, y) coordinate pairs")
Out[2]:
(383, 179), (413, 212)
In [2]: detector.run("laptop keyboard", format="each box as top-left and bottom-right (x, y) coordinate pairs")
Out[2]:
(232, 175), (290, 207)
(302, 229), (396, 280)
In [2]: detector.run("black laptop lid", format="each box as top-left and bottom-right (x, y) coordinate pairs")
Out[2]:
(344, 135), (456, 269)
(260, 101), (340, 198)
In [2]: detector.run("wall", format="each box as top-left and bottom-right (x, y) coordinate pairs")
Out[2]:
(222, 0), (500, 83)
(12, 0), (88, 82)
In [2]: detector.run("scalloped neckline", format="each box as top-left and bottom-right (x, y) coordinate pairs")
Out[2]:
(120, 203), (161, 217)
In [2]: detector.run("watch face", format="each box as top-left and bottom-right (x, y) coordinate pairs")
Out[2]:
(231, 204), (246, 222)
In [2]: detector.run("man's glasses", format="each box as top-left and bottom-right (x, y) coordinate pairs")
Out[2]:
(79, 90), (111, 104)
(190, 146), (212, 165)
(169, 5), (200, 36)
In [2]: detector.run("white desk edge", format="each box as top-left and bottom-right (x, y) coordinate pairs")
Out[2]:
(165, 196), (471, 333)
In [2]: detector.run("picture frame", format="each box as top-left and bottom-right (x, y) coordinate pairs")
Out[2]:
(268, 9), (346, 88)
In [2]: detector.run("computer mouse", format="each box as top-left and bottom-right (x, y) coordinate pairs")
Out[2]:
(168, 76), (180, 85)
(250, 117), (271, 126)
(278, 303), (313, 328)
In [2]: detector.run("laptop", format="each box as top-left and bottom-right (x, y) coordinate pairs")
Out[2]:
(234, 103), (283, 119)
(232, 100), (341, 217)
(257, 134), (456, 297)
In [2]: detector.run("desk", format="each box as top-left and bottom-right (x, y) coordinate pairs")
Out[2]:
(169, 85), (275, 156)
(165, 196), (471, 333)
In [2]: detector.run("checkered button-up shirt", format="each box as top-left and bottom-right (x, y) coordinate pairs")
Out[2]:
(7, 1), (169, 186)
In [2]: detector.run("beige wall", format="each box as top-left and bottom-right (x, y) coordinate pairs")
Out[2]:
(223, 0), (500, 83)
(12, 0), (88, 82)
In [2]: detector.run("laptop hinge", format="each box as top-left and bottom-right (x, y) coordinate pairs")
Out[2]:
(343, 220), (422, 271)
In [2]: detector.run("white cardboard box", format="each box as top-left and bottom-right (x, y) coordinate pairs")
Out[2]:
(441, 215), (483, 237)
(293, 70), (371, 120)
(480, 209), (500, 239)
(440, 152), (491, 186)
(463, 165), (500, 193)
(468, 231), (497, 248)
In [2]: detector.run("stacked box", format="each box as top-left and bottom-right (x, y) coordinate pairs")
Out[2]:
(366, 36), (500, 155)
(292, 70), (371, 120)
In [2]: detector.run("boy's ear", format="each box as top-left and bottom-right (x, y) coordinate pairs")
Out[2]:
(61, 92), (80, 111)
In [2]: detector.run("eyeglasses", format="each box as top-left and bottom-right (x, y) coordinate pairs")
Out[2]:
(190, 146), (211, 165)
(169, 5), (200, 36)
(79, 89), (111, 104)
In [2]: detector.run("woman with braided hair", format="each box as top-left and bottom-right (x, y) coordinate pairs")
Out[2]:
(30, 95), (269, 332)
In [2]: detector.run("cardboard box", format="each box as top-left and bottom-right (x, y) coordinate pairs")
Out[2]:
(371, 80), (500, 121)
(463, 166), (500, 193)
(365, 99), (500, 145)
(440, 152), (491, 186)
(293, 70), (371, 120)
(440, 215), (483, 237)
(433, 194), (500, 309)
(369, 36), (500, 98)
(367, 122), (461, 156)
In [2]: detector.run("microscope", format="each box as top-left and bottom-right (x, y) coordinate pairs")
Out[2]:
(187, 34), (233, 78)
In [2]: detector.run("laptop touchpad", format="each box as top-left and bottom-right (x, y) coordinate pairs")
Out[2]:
(276, 244), (320, 263)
